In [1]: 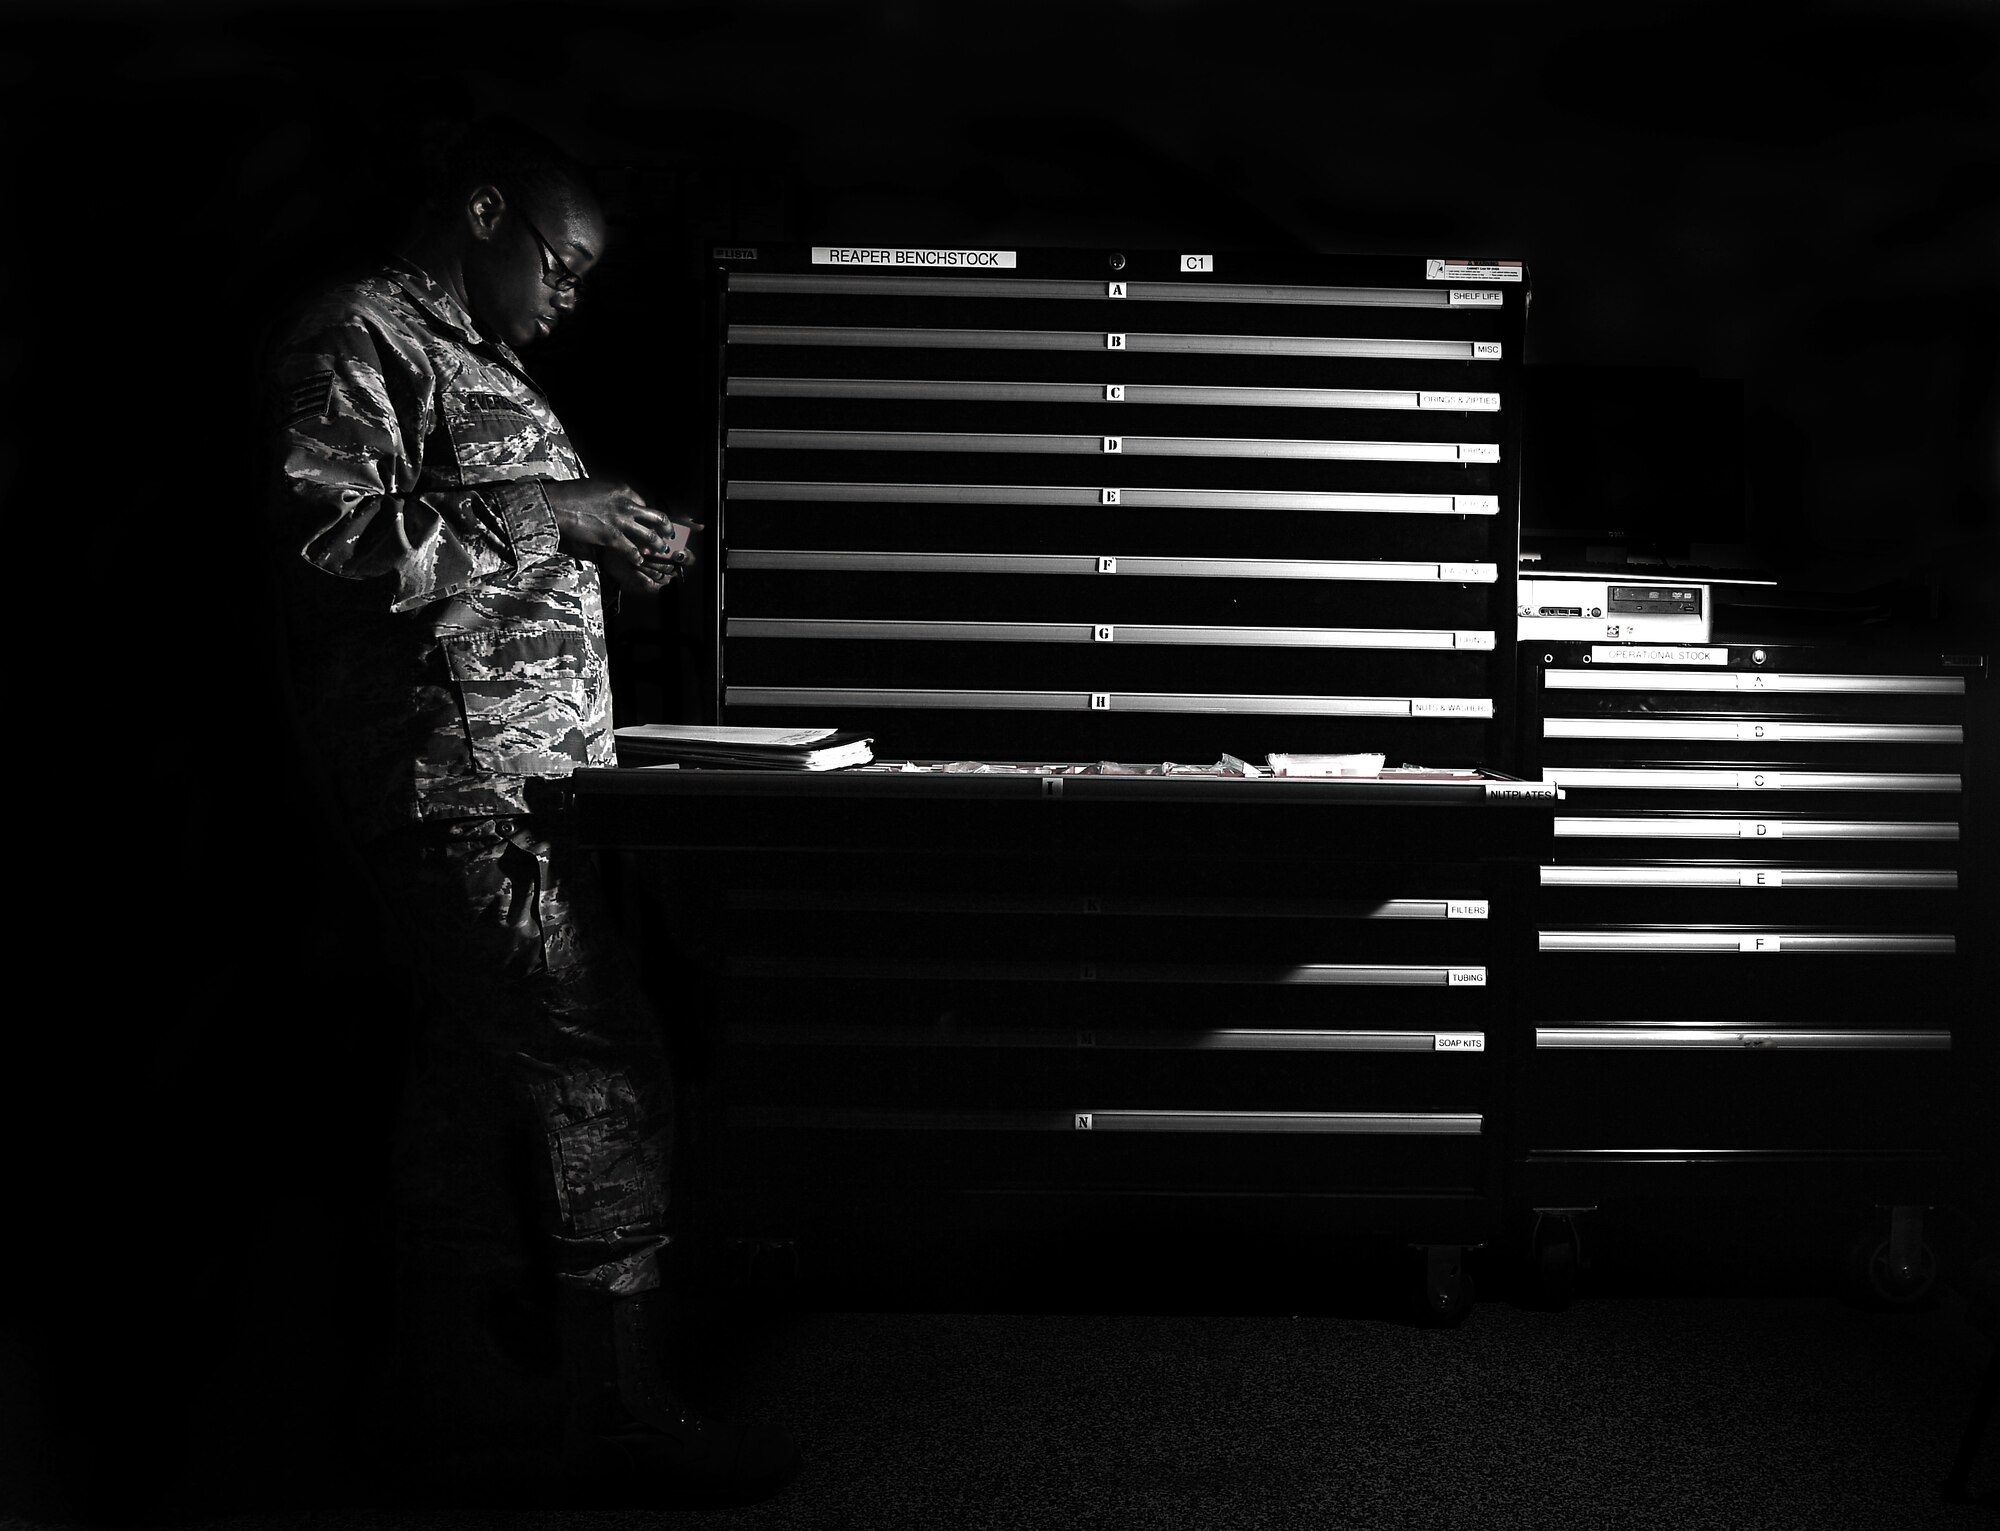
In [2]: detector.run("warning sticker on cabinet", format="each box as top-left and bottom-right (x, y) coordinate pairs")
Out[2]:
(1428, 259), (1523, 282)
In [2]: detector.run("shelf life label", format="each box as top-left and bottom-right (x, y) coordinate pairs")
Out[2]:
(1446, 900), (1490, 919)
(1739, 936), (1783, 953)
(1447, 968), (1489, 986)
(1448, 288), (1505, 306)
(1434, 1033), (1487, 1051)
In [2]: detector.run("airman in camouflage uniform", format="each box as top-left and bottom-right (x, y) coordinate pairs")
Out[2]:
(270, 120), (794, 1505)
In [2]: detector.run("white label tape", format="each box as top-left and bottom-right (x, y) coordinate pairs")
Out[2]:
(1738, 821), (1784, 839)
(1447, 968), (1488, 986)
(1738, 936), (1783, 953)
(1738, 871), (1785, 887)
(1434, 1033), (1487, 1051)
(1446, 901), (1490, 919)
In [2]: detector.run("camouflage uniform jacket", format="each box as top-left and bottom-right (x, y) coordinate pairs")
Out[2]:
(271, 259), (616, 842)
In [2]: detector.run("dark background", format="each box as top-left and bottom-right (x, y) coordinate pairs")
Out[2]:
(8, 0), (1997, 1513)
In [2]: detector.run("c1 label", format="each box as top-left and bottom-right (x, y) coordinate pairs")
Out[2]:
(1446, 900), (1490, 920)
(1434, 1033), (1487, 1051)
(1447, 968), (1488, 986)
(1181, 254), (1214, 272)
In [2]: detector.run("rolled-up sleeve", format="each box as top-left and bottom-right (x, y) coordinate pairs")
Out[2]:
(273, 309), (562, 613)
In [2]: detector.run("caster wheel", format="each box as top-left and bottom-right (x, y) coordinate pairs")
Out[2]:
(1843, 1235), (1938, 1308)
(1410, 1247), (1477, 1327)
(1531, 1231), (1579, 1310)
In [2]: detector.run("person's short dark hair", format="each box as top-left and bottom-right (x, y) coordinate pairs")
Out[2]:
(418, 115), (595, 219)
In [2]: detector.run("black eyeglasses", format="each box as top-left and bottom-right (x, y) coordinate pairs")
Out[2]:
(518, 211), (586, 294)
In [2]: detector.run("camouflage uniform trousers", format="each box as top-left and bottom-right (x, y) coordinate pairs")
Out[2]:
(360, 813), (672, 1302)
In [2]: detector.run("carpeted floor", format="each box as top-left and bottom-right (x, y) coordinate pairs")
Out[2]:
(7, 1259), (1995, 1531)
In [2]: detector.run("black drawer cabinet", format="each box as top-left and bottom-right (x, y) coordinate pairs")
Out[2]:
(572, 769), (1550, 1314)
(1511, 641), (1983, 1301)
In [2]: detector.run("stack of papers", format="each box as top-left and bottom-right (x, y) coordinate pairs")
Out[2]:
(1265, 753), (1385, 777)
(616, 724), (874, 771)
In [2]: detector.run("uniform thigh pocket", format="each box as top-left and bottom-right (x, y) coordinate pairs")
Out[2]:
(441, 626), (591, 776)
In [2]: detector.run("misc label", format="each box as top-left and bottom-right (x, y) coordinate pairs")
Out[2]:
(1457, 442), (1501, 463)
(1106, 332), (1127, 349)
(1485, 781), (1559, 799)
(1108, 281), (1128, 298)
(1440, 562), (1497, 582)
(1454, 494), (1500, 513)
(812, 246), (1017, 267)
(1181, 254), (1214, 272)
(1093, 624), (1115, 642)
(1419, 392), (1501, 411)
(1739, 870), (1785, 887)
(1590, 646), (1727, 665)
(1434, 1033), (1487, 1051)
(1103, 436), (1123, 453)
(1739, 936), (1783, 953)
(1446, 900), (1490, 919)
(1737, 720), (1785, 741)
(1430, 259), (1524, 282)
(1101, 487), (1121, 504)
(1454, 630), (1497, 650)
(1097, 556), (1118, 573)
(1738, 820), (1784, 839)
(1737, 770), (1784, 790)
(1105, 384), (1126, 401)
(1472, 341), (1503, 358)
(1448, 289), (1506, 306)
(1448, 968), (1489, 986)
(1412, 697), (1496, 718)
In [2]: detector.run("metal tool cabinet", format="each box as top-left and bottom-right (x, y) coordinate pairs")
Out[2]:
(585, 246), (1546, 1317)
(573, 768), (1549, 1318)
(1514, 640), (1981, 1303)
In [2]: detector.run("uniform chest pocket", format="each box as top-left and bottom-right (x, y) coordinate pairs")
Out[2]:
(441, 626), (595, 776)
(445, 392), (547, 476)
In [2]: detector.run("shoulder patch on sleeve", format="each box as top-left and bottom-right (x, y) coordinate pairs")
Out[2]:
(280, 373), (337, 427)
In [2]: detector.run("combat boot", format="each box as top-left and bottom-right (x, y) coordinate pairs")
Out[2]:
(556, 1287), (800, 1508)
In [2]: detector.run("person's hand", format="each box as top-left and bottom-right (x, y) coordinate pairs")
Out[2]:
(544, 479), (701, 594)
